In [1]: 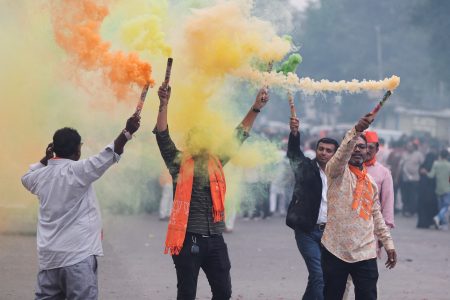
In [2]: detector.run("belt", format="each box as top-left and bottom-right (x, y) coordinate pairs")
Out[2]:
(188, 232), (221, 238)
(315, 223), (326, 231)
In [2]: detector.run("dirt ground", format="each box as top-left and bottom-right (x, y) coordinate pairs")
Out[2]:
(1, 214), (449, 300)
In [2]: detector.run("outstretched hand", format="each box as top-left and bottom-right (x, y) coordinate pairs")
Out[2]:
(253, 87), (269, 110)
(355, 113), (375, 133)
(126, 113), (141, 134)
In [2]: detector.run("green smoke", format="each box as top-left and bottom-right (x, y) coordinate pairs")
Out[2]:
(276, 53), (302, 75)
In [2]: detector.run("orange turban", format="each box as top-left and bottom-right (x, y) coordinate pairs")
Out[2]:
(364, 131), (379, 143)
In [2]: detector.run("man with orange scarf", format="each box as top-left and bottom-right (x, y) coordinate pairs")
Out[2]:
(364, 131), (395, 230)
(320, 113), (397, 300)
(153, 83), (269, 300)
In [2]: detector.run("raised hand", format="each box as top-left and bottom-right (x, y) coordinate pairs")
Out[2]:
(290, 117), (299, 136)
(158, 84), (171, 107)
(253, 87), (269, 110)
(125, 113), (141, 134)
(355, 113), (374, 133)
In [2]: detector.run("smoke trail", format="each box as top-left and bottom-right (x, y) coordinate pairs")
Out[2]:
(49, 0), (154, 100)
(234, 68), (401, 93)
(118, 0), (172, 57)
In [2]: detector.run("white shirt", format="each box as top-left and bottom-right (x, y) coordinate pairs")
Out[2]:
(21, 143), (120, 270)
(316, 163), (328, 224)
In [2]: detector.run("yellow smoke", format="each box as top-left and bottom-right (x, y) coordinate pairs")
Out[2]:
(117, 0), (172, 57)
(163, 1), (290, 161)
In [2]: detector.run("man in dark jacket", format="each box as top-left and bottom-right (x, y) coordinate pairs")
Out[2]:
(286, 117), (338, 300)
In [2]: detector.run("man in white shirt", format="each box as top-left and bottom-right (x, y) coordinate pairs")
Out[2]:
(21, 114), (140, 300)
(286, 117), (339, 300)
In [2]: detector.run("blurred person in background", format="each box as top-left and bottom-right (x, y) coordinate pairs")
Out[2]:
(421, 149), (450, 230)
(269, 147), (292, 217)
(375, 138), (390, 166)
(399, 141), (424, 216)
(387, 140), (404, 214)
(416, 150), (438, 228)
(159, 168), (173, 221)
(364, 131), (395, 229)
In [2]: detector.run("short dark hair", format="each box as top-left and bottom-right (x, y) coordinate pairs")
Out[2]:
(359, 134), (367, 144)
(53, 127), (81, 158)
(440, 149), (449, 159)
(316, 137), (339, 152)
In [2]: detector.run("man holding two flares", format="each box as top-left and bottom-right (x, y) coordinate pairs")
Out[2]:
(154, 81), (269, 300)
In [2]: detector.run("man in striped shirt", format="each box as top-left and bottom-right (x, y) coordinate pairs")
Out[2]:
(154, 83), (269, 300)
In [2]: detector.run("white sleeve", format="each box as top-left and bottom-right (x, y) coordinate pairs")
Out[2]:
(21, 162), (46, 194)
(70, 143), (121, 186)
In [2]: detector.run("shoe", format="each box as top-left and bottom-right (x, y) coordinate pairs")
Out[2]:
(439, 224), (449, 231)
(433, 216), (440, 229)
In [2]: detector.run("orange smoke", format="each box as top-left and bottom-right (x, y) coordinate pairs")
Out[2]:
(50, 0), (154, 99)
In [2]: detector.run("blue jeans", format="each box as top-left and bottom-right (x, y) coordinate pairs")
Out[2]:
(295, 226), (324, 300)
(437, 193), (450, 225)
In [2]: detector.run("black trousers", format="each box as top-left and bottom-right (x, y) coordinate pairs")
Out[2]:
(322, 248), (378, 300)
(401, 181), (419, 214)
(172, 232), (232, 300)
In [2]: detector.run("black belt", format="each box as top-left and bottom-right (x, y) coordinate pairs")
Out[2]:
(188, 232), (221, 238)
(315, 223), (326, 231)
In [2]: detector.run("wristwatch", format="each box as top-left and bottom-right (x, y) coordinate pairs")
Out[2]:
(122, 129), (133, 140)
(252, 107), (261, 113)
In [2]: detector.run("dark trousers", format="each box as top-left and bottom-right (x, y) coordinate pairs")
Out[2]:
(295, 226), (324, 300)
(172, 232), (231, 300)
(322, 248), (378, 300)
(401, 181), (419, 215)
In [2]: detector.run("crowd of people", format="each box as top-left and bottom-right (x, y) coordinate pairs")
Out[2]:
(172, 121), (449, 233)
(22, 76), (448, 299)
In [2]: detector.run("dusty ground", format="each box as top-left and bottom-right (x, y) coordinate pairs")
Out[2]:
(1, 214), (449, 300)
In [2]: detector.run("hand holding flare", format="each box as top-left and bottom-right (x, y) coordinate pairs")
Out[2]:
(135, 58), (173, 116)
(276, 53), (302, 119)
(354, 90), (392, 131)
(370, 90), (392, 116)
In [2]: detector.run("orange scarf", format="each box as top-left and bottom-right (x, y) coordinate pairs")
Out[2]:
(364, 156), (376, 167)
(164, 155), (226, 255)
(349, 165), (374, 221)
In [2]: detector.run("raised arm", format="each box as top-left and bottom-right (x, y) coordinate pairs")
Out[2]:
(71, 114), (141, 185)
(326, 113), (373, 178)
(218, 88), (269, 165)
(287, 117), (306, 173)
(239, 87), (269, 133)
(156, 84), (171, 132)
(154, 83), (181, 176)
